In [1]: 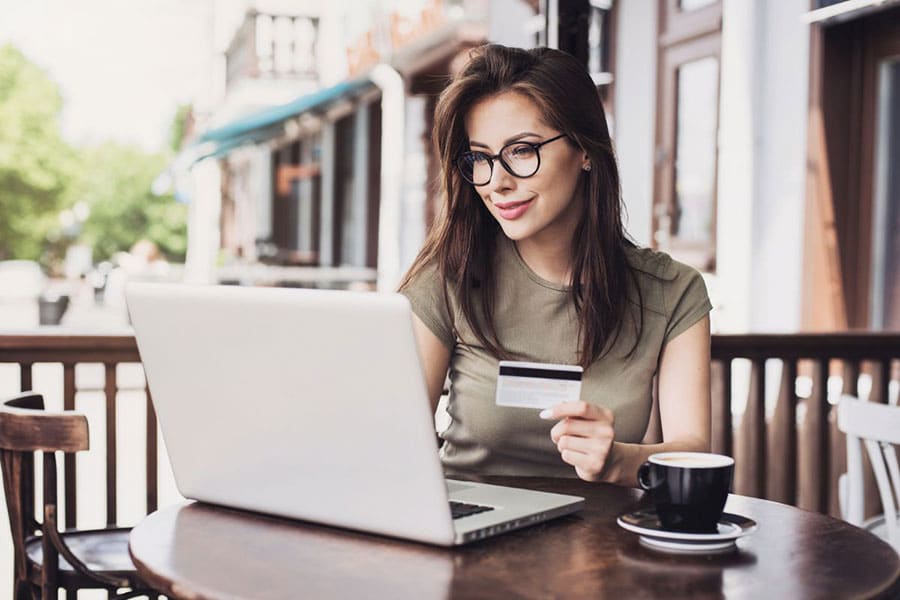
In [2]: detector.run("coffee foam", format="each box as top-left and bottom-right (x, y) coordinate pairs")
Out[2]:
(649, 452), (733, 469)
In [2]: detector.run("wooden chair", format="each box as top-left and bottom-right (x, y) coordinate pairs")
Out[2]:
(0, 392), (154, 599)
(837, 394), (900, 553)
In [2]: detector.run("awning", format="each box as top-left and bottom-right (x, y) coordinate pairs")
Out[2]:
(193, 77), (375, 160)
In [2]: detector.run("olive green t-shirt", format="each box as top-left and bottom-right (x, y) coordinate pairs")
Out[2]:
(400, 235), (712, 478)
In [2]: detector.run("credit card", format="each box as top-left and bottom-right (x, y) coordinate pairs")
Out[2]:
(495, 360), (583, 409)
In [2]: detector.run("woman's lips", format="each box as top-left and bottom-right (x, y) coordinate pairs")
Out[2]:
(494, 199), (533, 220)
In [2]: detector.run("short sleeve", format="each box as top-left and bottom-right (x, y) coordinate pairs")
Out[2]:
(398, 262), (456, 350)
(663, 263), (713, 344)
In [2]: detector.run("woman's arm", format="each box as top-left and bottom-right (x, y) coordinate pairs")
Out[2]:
(545, 315), (711, 486)
(411, 313), (452, 415)
(603, 314), (711, 486)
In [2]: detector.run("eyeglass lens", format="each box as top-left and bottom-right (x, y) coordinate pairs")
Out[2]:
(458, 142), (540, 185)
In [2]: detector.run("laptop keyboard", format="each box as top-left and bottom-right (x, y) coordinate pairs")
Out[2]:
(449, 501), (495, 520)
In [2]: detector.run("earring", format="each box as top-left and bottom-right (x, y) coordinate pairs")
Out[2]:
(582, 163), (592, 172)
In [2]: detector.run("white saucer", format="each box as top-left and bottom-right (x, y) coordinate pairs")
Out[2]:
(617, 509), (757, 554)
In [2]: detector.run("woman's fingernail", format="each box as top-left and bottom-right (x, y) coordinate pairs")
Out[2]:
(539, 409), (553, 420)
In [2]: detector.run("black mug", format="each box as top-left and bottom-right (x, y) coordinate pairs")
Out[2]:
(637, 452), (734, 533)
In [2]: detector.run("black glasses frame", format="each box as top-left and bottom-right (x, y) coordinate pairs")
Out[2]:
(455, 133), (568, 186)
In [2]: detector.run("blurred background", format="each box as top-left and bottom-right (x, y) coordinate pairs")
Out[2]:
(1, 0), (896, 335)
(0, 0), (897, 596)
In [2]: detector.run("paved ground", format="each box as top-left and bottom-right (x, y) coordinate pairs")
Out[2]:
(0, 279), (130, 331)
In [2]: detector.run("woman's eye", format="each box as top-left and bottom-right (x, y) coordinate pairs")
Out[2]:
(510, 145), (535, 158)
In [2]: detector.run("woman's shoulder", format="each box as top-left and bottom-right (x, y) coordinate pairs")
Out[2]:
(623, 245), (707, 316)
(624, 244), (704, 280)
(400, 256), (451, 300)
(625, 244), (675, 279)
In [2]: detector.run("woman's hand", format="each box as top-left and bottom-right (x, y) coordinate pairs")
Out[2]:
(541, 401), (616, 482)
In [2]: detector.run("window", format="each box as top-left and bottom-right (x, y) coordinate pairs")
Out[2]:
(535, 1), (616, 114)
(330, 103), (381, 269)
(334, 114), (358, 266)
(653, 0), (721, 272)
(271, 137), (321, 265)
(588, 0), (613, 85)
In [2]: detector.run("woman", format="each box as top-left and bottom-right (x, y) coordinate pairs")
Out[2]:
(398, 44), (711, 487)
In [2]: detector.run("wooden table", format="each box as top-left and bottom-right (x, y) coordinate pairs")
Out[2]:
(129, 477), (900, 599)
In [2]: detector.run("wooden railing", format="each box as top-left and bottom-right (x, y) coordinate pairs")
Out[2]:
(0, 332), (897, 525)
(0, 333), (156, 529)
(711, 333), (899, 518)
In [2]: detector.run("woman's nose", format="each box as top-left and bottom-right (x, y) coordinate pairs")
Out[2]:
(487, 160), (515, 193)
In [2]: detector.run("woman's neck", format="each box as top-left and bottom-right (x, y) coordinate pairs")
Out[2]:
(515, 235), (573, 286)
(512, 193), (583, 286)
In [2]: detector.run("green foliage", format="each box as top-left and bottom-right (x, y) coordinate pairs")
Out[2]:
(0, 44), (76, 261)
(68, 143), (187, 262)
(0, 44), (188, 266)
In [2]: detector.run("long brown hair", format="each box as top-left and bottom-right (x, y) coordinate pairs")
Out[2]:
(399, 44), (642, 367)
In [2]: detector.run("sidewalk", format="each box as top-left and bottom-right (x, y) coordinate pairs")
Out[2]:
(0, 278), (131, 331)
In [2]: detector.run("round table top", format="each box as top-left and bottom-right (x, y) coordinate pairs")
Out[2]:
(129, 477), (900, 600)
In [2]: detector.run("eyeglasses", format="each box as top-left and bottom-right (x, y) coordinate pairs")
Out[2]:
(455, 133), (568, 186)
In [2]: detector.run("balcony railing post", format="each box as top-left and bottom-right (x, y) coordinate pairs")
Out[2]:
(711, 359), (733, 459)
(813, 359), (831, 514)
(19, 362), (32, 392)
(63, 362), (77, 529)
(746, 359), (766, 498)
(769, 359), (798, 505)
(105, 362), (118, 526)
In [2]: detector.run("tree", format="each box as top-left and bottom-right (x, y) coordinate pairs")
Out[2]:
(0, 44), (75, 261)
(68, 142), (187, 262)
(0, 44), (188, 267)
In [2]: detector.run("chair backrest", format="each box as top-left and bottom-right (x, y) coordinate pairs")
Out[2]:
(0, 392), (89, 453)
(837, 394), (900, 552)
(0, 393), (89, 587)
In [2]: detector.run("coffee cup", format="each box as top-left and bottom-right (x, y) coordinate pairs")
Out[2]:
(636, 452), (734, 533)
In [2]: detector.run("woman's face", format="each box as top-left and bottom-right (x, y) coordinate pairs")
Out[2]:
(463, 91), (587, 246)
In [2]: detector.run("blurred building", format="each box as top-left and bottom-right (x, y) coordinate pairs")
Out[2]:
(592, 0), (899, 334)
(175, 0), (487, 291)
(174, 0), (899, 333)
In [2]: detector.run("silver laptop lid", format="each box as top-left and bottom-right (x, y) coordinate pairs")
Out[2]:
(126, 282), (456, 545)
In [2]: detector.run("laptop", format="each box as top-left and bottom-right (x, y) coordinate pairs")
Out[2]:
(125, 282), (584, 546)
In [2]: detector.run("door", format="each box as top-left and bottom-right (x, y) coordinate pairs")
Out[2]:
(865, 35), (900, 329)
(812, 9), (900, 329)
